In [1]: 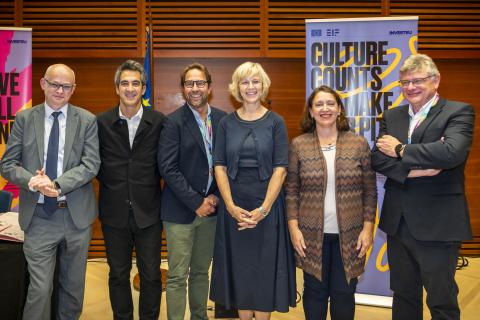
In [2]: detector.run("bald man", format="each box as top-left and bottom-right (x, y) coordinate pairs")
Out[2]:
(0, 64), (100, 320)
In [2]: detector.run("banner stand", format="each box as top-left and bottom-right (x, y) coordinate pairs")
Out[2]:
(305, 16), (419, 307)
(355, 293), (392, 308)
(0, 27), (32, 211)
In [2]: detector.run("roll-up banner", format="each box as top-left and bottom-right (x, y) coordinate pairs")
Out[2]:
(305, 17), (418, 307)
(0, 27), (32, 211)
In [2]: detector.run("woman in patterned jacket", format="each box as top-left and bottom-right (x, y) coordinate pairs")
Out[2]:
(285, 85), (377, 320)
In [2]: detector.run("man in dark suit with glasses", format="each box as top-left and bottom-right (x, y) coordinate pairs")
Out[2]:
(373, 53), (475, 320)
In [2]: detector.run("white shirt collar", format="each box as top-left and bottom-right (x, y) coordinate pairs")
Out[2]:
(44, 102), (68, 118)
(408, 93), (438, 117)
(119, 105), (143, 121)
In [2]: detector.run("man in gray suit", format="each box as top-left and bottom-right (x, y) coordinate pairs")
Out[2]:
(0, 64), (100, 320)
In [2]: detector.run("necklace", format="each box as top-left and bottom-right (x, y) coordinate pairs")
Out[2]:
(315, 129), (337, 152)
(321, 143), (336, 152)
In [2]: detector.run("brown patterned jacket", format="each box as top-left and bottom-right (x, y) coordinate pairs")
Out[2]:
(285, 130), (377, 283)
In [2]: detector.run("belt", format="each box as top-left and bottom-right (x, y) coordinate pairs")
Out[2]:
(38, 200), (68, 209)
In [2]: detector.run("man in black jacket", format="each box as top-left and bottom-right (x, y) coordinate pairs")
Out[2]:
(159, 63), (226, 320)
(372, 54), (475, 320)
(97, 60), (165, 320)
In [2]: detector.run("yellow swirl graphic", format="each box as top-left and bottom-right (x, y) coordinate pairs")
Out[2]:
(409, 35), (418, 55)
(376, 243), (390, 272)
(337, 47), (401, 100)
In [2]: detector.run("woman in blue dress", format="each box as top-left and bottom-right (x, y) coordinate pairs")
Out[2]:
(210, 61), (296, 320)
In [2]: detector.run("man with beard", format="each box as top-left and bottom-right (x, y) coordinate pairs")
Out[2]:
(97, 60), (165, 320)
(159, 63), (226, 320)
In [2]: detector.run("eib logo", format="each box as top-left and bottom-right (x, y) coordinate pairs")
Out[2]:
(311, 29), (340, 37)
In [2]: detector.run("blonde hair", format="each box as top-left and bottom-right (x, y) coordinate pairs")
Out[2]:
(400, 54), (440, 77)
(229, 62), (271, 103)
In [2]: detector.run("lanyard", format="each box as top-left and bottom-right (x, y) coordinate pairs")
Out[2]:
(196, 114), (212, 156)
(408, 93), (439, 144)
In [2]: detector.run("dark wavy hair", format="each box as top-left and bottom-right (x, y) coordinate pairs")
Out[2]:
(300, 85), (350, 133)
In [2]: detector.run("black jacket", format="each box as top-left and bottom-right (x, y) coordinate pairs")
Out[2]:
(97, 106), (165, 228)
(371, 98), (475, 241)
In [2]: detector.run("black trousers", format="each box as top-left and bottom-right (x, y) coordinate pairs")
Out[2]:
(387, 219), (461, 320)
(303, 233), (357, 320)
(102, 214), (162, 320)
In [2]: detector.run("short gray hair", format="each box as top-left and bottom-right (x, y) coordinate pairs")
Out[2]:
(114, 60), (146, 87)
(400, 54), (440, 77)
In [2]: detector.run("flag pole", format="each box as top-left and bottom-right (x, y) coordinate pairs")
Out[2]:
(147, 0), (155, 109)
(141, 0), (154, 110)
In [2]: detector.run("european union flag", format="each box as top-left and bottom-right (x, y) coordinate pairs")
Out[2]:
(142, 29), (152, 109)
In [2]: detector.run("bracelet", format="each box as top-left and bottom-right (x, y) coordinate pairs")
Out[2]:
(259, 206), (269, 217)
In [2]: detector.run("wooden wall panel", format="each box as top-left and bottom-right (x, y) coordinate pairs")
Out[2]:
(266, 0), (383, 58)
(0, 1), (15, 26)
(2, 0), (480, 58)
(149, 1), (262, 57)
(390, 0), (480, 58)
(435, 59), (480, 255)
(21, 0), (141, 58)
(30, 57), (480, 256)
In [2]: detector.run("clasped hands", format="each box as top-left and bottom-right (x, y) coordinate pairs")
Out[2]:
(28, 169), (59, 197)
(195, 194), (219, 217)
(376, 135), (441, 178)
(227, 204), (265, 230)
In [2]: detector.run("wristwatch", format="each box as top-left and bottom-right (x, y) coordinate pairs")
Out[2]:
(394, 143), (405, 159)
(54, 181), (62, 196)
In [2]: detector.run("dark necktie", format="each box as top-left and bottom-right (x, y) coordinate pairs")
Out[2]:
(44, 111), (61, 215)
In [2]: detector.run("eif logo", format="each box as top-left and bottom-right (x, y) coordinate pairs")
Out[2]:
(311, 29), (322, 37)
(326, 28), (340, 37)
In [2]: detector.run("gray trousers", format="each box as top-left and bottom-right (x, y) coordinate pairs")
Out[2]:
(23, 205), (92, 320)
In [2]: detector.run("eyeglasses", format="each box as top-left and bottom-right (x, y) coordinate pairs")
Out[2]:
(184, 80), (208, 88)
(44, 78), (75, 92)
(398, 75), (435, 87)
(240, 79), (262, 87)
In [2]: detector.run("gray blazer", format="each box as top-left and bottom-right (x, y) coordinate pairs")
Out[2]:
(0, 103), (100, 230)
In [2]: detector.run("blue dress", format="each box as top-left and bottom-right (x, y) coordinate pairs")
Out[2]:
(210, 111), (296, 312)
